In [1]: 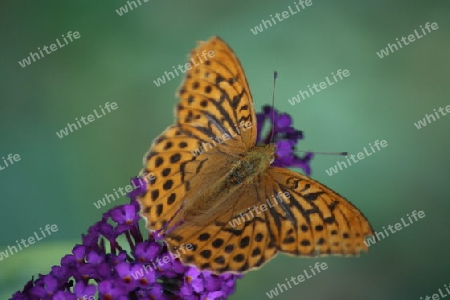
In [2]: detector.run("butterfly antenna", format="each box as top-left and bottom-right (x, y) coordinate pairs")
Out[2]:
(268, 71), (278, 143)
(295, 150), (349, 156)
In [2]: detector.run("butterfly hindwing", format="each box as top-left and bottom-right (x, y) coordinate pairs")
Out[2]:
(139, 125), (231, 233)
(165, 184), (278, 273)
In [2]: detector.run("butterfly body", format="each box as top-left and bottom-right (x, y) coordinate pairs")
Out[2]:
(138, 36), (374, 274)
(227, 144), (275, 185)
(168, 144), (275, 226)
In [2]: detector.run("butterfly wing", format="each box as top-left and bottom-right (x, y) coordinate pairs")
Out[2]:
(176, 36), (257, 152)
(266, 167), (374, 256)
(138, 125), (233, 232)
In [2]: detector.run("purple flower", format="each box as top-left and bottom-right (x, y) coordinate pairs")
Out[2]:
(11, 180), (241, 300)
(11, 106), (309, 300)
(256, 105), (314, 175)
(74, 281), (96, 299)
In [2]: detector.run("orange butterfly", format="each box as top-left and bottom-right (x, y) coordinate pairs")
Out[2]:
(138, 36), (374, 274)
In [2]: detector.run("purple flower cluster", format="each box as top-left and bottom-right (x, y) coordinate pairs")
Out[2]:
(256, 105), (313, 175)
(11, 106), (311, 300)
(11, 178), (241, 300)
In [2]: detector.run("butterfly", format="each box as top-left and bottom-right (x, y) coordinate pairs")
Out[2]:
(137, 36), (374, 274)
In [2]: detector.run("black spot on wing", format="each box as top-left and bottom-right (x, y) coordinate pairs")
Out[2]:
(303, 191), (325, 201)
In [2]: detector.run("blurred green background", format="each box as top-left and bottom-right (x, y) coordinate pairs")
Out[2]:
(1, 1), (449, 299)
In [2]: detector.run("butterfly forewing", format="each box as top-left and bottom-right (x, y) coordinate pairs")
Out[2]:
(176, 36), (257, 152)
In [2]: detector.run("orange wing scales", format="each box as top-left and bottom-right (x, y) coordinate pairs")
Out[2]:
(139, 126), (200, 231)
(165, 187), (278, 273)
(268, 167), (374, 256)
(176, 37), (256, 151)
